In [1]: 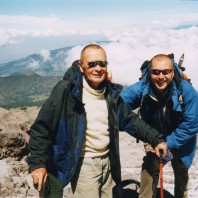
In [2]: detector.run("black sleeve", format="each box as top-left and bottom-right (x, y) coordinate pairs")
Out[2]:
(27, 80), (68, 172)
(118, 97), (165, 148)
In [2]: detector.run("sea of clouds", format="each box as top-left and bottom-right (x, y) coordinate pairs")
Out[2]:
(65, 25), (198, 89)
(1, 14), (198, 89)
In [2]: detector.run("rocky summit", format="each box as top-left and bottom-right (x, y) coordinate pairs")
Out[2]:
(0, 107), (198, 198)
(0, 107), (38, 197)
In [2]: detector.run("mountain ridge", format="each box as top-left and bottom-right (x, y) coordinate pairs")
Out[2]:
(0, 40), (111, 77)
(0, 46), (73, 77)
(0, 71), (62, 108)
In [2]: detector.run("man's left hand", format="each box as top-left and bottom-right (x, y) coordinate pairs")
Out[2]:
(107, 70), (114, 83)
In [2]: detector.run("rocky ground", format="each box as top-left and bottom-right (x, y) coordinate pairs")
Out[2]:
(0, 107), (197, 198)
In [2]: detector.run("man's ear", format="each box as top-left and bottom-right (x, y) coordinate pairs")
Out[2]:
(172, 69), (175, 80)
(79, 60), (84, 73)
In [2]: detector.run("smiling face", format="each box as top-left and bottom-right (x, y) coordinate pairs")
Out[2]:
(79, 45), (108, 89)
(149, 55), (174, 94)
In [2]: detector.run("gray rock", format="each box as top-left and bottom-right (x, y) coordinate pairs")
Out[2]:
(0, 107), (198, 198)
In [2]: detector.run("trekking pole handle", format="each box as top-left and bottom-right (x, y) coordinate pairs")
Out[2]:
(159, 150), (163, 162)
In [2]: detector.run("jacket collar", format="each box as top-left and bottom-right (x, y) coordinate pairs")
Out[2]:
(64, 60), (123, 102)
(142, 80), (183, 112)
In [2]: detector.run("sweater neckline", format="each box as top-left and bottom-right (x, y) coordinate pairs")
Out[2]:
(83, 77), (106, 96)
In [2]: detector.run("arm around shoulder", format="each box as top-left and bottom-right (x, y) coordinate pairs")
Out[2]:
(118, 98), (166, 153)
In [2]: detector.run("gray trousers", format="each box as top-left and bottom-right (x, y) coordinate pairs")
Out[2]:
(71, 154), (112, 198)
(139, 150), (189, 198)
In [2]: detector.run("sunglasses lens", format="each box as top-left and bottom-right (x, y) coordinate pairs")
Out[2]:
(151, 69), (172, 75)
(98, 61), (106, 67)
(163, 69), (172, 75)
(88, 61), (108, 68)
(151, 69), (160, 75)
(88, 62), (96, 68)
(99, 61), (108, 67)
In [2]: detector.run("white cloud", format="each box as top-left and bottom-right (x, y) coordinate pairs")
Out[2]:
(0, 15), (103, 47)
(64, 45), (84, 66)
(66, 26), (198, 90)
(1, 11), (198, 47)
(150, 13), (198, 28)
(39, 49), (51, 62)
(28, 59), (40, 69)
(0, 29), (25, 45)
(0, 13), (198, 89)
(0, 15), (64, 30)
(105, 26), (198, 88)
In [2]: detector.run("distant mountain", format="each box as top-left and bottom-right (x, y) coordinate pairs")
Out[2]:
(0, 72), (62, 108)
(174, 24), (198, 30)
(0, 41), (112, 108)
(0, 45), (71, 107)
(0, 46), (73, 77)
(0, 41), (111, 77)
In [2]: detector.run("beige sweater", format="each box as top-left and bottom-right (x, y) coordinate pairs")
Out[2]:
(81, 77), (109, 158)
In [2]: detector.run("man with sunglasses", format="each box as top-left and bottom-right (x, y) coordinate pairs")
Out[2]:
(121, 54), (198, 198)
(28, 45), (167, 198)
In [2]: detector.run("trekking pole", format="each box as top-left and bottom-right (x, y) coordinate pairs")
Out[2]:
(159, 151), (164, 198)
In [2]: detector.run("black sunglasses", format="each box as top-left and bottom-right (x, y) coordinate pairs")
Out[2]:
(150, 69), (173, 75)
(88, 61), (108, 68)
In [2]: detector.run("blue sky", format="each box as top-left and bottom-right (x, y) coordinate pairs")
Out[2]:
(0, 0), (198, 62)
(0, 0), (198, 88)
(1, 0), (198, 24)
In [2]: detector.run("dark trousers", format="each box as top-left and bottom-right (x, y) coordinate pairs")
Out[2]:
(139, 150), (188, 198)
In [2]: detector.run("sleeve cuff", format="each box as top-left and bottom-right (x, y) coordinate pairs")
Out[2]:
(151, 138), (166, 148)
(30, 164), (47, 173)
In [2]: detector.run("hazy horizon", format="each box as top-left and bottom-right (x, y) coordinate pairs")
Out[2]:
(0, 0), (198, 88)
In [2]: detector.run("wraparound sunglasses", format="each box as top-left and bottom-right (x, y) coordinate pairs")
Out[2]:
(150, 69), (173, 75)
(88, 61), (108, 68)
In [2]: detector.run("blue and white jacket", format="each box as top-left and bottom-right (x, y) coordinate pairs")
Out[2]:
(121, 68), (198, 169)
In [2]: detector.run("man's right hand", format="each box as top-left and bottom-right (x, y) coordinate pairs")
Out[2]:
(154, 142), (167, 158)
(31, 168), (47, 192)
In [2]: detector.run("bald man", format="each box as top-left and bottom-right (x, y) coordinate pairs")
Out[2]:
(28, 45), (167, 198)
